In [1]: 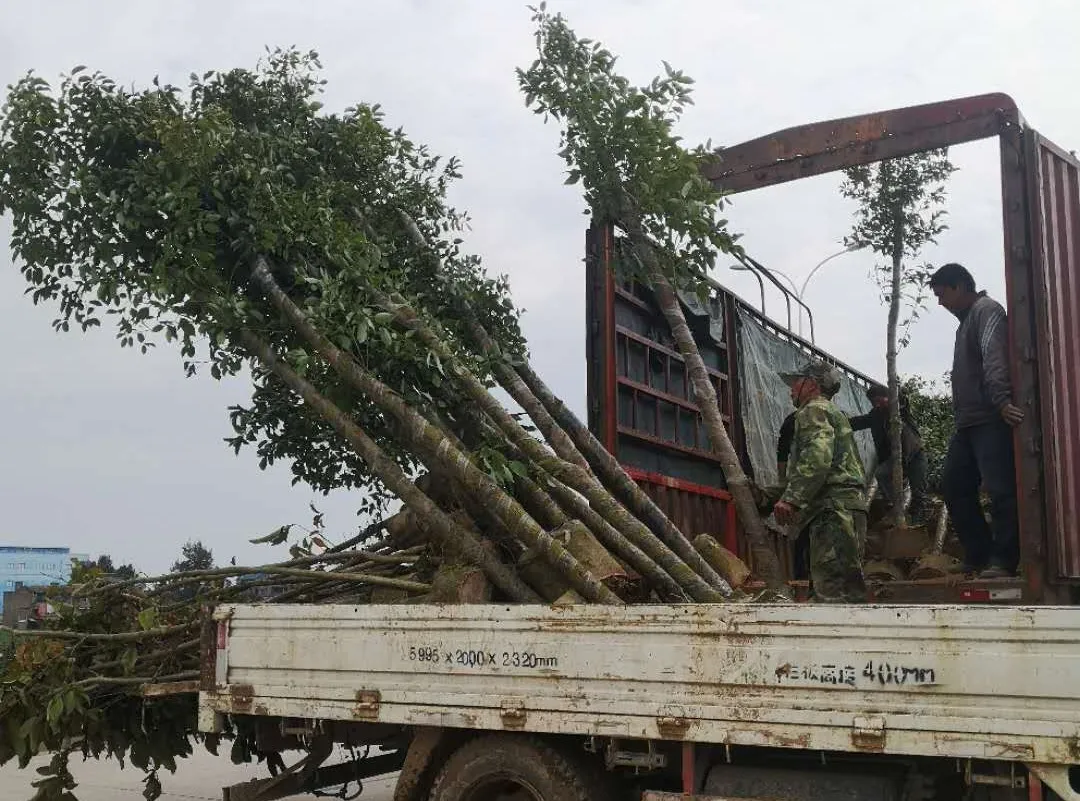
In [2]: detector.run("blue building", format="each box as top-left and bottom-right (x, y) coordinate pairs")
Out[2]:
(0, 546), (74, 612)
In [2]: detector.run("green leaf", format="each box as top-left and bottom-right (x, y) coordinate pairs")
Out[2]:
(249, 525), (291, 545)
(46, 695), (64, 725)
(137, 607), (158, 631)
(63, 688), (81, 713)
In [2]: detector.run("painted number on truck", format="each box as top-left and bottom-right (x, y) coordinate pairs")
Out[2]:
(502, 651), (559, 668)
(776, 660), (937, 688)
(862, 660), (936, 686)
(407, 645), (558, 670)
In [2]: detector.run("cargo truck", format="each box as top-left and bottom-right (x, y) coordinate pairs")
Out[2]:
(198, 93), (1080, 801)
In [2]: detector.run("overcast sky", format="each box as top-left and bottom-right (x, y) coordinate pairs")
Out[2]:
(0, 1), (1075, 573)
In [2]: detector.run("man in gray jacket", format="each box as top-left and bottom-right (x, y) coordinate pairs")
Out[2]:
(930, 263), (1024, 578)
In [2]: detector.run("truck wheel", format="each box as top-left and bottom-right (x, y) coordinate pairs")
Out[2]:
(428, 735), (611, 801)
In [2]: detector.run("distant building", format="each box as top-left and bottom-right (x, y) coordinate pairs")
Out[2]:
(0, 546), (73, 612)
(1, 585), (49, 629)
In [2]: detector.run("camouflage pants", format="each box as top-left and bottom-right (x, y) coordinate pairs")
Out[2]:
(807, 507), (867, 603)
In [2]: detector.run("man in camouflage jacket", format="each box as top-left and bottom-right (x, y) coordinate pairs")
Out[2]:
(773, 361), (868, 602)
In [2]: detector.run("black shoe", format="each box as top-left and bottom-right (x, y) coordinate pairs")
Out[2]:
(978, 565), (1015, 579)
(954, 562), (986, 575)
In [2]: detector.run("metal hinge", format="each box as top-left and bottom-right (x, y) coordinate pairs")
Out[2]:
(500, 699), (527, 728)
(353, 690), (381, 721)
(852, 715), (886, 750)
(656, 716), (691, 739)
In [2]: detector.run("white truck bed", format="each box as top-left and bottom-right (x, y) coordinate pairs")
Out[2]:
(198, 602), (1080, 767)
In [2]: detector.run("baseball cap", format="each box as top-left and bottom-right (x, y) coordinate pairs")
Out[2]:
(778, 360), (841, 395)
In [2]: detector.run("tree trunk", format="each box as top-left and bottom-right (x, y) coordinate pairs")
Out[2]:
(249, 260), (622, 605)
(529, 474), (688, 600)
(457, 310), (731, 593)
(393, 210), (730, 595)
(235, 328), (540, 603)
(380, 291), (724, 601)
(623, 232), (785, 593)
(887, 224), (906, 528)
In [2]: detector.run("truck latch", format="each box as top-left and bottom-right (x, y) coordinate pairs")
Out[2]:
(499, 699), (527, 728)
(851, 715), (886, 751)
(656, 716), (691, 739)
(353, 690), (381, 721)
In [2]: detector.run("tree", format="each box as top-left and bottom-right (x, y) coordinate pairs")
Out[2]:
(170, 541), (215, 574)
(71, 555), (137, 584)
(840, 152), (955, 526)
(85, 555), (137, 578)
(900, 374), (954, 493)
(0, 41), (757, 799)
(517, 6), (784, 591)
(0, 47), (729, 605)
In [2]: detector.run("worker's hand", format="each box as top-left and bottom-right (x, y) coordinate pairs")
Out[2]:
(773, 500), (798, 526)
(1001, 403), (1025, 427)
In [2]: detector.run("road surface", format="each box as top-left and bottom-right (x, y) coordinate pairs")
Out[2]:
(0, 748), (396, 801)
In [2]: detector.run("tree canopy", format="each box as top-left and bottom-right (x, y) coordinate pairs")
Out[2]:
(170, 541), (214, 574)
(0, 48), (525, 520)
(0, 24), (750, 799)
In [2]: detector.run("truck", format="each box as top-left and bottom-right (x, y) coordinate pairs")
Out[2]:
(196, 94), (1080, 801)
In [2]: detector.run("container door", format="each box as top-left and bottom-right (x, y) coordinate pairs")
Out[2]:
(1026, 131), (1080, 579)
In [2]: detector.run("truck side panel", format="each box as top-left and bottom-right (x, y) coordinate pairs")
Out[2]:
(201, 603), (1080, 766)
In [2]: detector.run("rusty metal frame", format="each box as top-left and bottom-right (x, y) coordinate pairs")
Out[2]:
(1024, 133), (1080, 586)
(1002, 120), (1055, 602)
(704, 93), (1019, 194)
(704, 92), (1076, 603)
(585, 225), (618, 453)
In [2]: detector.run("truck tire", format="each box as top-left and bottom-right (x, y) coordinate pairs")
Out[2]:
(427, 735), (612, 801)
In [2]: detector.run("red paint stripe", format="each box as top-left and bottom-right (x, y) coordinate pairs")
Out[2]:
(1028, 770), (1043, 801)
(624, 467), (732, 500)
(681, 742), (695, 793)
(724, 502), (739, 554)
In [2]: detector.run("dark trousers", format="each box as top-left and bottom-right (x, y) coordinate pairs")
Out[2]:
(793, 527), (810, 581)
(875, 450), (930, 525)
(941, 421), (1019, 572)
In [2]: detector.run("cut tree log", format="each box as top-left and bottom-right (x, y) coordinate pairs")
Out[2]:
(693, 535), (751, 590)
